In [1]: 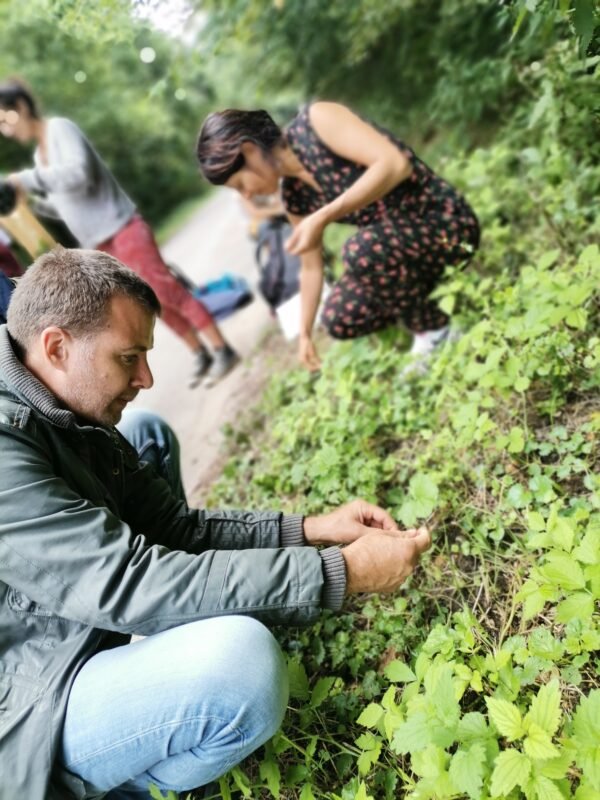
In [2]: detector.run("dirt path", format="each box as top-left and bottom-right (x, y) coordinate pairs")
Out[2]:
(129, 189), (284, 499)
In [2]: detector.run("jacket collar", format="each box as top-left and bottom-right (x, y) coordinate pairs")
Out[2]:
(0, 324), (76, 429)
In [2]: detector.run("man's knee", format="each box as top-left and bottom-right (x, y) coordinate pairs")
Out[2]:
(222, 616), (288, 736)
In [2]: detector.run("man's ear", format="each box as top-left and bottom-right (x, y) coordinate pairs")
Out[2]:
(40, 326), (72, 371)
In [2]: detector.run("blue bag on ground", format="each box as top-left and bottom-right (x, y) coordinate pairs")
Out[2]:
(193, 274), (253, 321)
(165, 262), (254, 322)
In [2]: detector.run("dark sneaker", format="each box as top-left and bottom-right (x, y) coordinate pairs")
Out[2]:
(203, 345), (240, 387)
(189, 348), (213, 389)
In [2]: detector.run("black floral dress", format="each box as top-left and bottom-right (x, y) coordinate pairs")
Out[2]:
(281, 105), (480, 337)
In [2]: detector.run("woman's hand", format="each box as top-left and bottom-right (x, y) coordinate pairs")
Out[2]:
(299, 333), (321, 371)
(285, 211), (326, 256)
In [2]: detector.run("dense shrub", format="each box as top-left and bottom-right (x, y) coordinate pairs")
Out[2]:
(191, 37), (599, 800)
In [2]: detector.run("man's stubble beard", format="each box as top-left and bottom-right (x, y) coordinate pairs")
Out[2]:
(67, 340), (116, 427)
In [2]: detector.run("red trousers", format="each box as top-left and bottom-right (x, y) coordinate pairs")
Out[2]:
(98, 215), (213, 339)
(0, 243), (23, 278)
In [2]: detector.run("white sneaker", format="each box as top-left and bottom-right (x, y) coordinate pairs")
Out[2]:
(402, 325), (460, 377)
(409, 325), (451, 357)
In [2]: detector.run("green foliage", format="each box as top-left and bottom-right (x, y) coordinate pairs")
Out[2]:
(0, 0), (212, 226)
(198, 0), (599, 143)
(201, 32), (599, 800)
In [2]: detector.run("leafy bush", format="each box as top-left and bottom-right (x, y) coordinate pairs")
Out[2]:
(193, 37), (599, 800)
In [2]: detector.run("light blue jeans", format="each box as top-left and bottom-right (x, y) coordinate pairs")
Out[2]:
(117, 408), (186, 504)
(58, 411), (289, 799)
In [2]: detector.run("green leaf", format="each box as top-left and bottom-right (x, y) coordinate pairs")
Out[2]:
(218, 777), (232, 800)
(449, 743), (486, 799)
(299, 784), (315, 800)
(457, 712), (489, 742)
(539, 750), (571, 780)
(528, 511), (546, 531)
(356, 702), (384, 728)
(384, 660), (417, 683)
(230, 766), (252, 798)
(398, 499), (419, 527)
(541, 552), (586, 590)
(490, 749), (531, 797)
(287, 659), (310, 700)
(566, 308), (588, 329)
(556, 591), (595, 623)
(523, 722), (559, 760)
(391, 712), (430, 754)
(355, 781), (373, 800)
(357, 738), (382, 775)
(149, 785), (175, 800)
(537, 250), (560, 271)
(575, 783), (600, 800)
(439, 294), (456, 315)
(573, 527), (600, 565)
(532, 774), (567, 800)
(572, 690), (600, 749)
(514, 375), (530, 392)
(573, 0), (597, 53)
(310, 676), (335, 708)
(547, 515), (576, 552)
(526, 680), (561, 737)
(486, 697), (525, 741)
(259, 759), (281, 798)
(508, 426), (525, 453)
(408, 473), (439, 518)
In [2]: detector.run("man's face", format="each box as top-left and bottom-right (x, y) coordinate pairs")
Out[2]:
(65, 295), (155, 426)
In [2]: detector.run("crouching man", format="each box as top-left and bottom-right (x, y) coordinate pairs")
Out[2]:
(0, 247), (430, 800)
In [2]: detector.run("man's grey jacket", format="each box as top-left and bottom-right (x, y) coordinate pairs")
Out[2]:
(0, 325), (346, 800)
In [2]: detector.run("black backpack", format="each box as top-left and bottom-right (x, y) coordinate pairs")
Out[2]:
(255, 216), (300, 310)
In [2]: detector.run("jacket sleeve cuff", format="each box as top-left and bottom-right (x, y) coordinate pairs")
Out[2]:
(280, 514), (305, 546)
(15, 167), (45, 194)
(320, 546), (347, 611)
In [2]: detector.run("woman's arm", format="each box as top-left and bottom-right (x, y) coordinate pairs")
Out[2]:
(288, 211), (324, 370)
(286, 102), (412, 255)
(11, 118), (91, 196)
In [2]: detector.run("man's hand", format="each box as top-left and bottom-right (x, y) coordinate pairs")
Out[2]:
(342, 527), (431, 594)
(304, 499), (401, 546)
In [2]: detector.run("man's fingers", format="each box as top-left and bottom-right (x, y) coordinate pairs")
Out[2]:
(356, 500), (397, 530)
(413, 528), (432, 554)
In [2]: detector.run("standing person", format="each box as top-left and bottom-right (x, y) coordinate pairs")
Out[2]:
(0, 78), (239, 387)
(197, 102), (480, 371)
(0, 247), (431, 799)
(0, 231), (23, 278)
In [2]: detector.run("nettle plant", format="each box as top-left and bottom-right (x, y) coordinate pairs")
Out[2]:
(199, 232), (599, 800)
(193, 40), (599, 800)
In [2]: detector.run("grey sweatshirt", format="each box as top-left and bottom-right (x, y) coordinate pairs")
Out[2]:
(16, 117), (136, 248)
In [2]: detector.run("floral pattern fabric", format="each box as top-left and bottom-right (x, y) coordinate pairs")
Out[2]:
(281, 105), (480, 336)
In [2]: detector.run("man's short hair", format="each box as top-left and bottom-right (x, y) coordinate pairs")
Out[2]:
(7, 247), (161, 352)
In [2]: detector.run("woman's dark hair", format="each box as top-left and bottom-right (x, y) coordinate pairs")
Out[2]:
(0, 79), (40, 119)
(197, 109), (283, 185)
